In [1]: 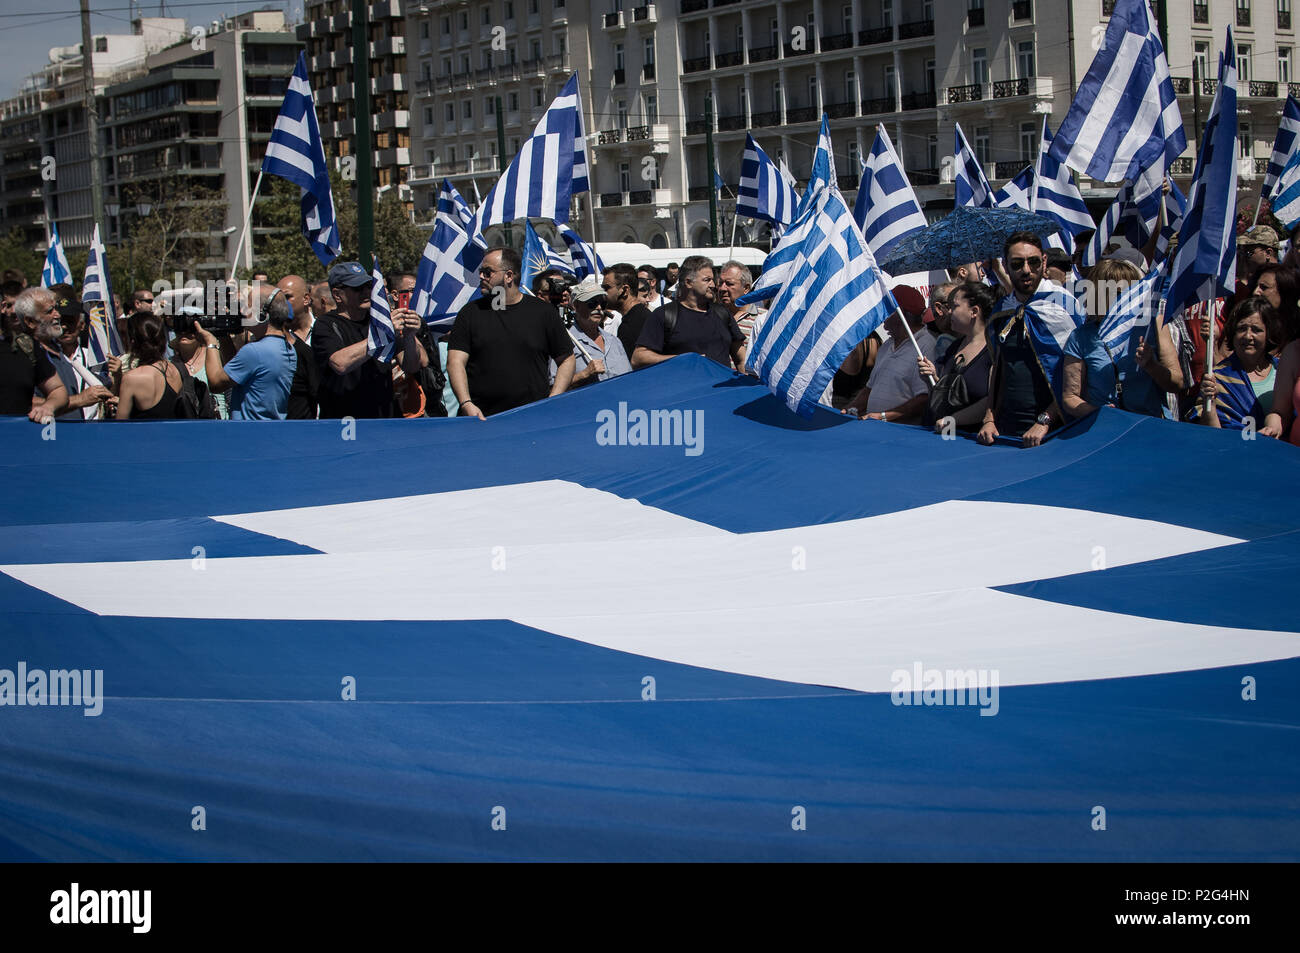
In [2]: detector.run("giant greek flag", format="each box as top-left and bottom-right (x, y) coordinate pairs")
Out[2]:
(1, 356), (1297, 861)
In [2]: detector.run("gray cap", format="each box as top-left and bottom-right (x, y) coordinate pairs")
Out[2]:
(327, 260), (372, 288)
(1102, 247), (1147, 270)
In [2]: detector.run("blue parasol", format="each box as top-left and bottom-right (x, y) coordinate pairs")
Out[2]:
(877, 206), (1062, 276)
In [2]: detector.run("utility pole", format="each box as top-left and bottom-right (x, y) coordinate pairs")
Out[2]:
(352, 0), (373, 267)
(80, 0), (106, 243)
(496, 95), (510, 246)
(705, 99), (718, 246)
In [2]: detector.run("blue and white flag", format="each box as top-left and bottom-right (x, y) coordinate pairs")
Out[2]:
(1034, 118), (1095, 255)
(557, 224), (605, 280)
(794, 115), (837, 217)
(993, 165), (1034, 211)
(82, 224), (122, 364)
(475, 74), (587, 231)
(366, 257), (397, 363)
(261, 51), (340, 268)
(853, 124), (928, 259)
(713, 160), (726, 195)
(40, 221), (71, 288)
(1262, 95), (1300, 201)
(1270, 147), (1300, 230)
(1048, 0), (1186, 183)
(954, 122), (993, 208)
(413, 180), (485, 331)
(994, 282), (1087, 405)
(1079, 181), (1129, 270)
(522, 220), (574, 292)
(1165, 29), (1238, 321)
(746, 183), (897, 417)
(735, 201), (820, 306)
(737, 134), (799, 225)
(1098, 261), (1167, 358)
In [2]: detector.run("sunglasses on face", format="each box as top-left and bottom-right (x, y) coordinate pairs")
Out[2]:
(1008, 256), (1043, 271)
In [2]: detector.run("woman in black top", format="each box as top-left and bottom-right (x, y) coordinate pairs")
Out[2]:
(919, 281), (994, 432)
(117, 312), (182, 420)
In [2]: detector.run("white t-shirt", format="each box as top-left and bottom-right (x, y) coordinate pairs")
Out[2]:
(865, 328), (936, 414)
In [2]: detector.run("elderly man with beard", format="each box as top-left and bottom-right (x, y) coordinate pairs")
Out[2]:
(35, 300), (115, 421)
(3, 287), (69, 421)
(550, 277), (631, 389)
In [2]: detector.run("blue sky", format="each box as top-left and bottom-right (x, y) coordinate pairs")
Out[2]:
(0, 0), (299, 98)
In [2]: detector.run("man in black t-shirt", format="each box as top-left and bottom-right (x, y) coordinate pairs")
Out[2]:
(312, 261), (426, 419)
(603, 263), (653, 357)
(447, 246), (575, 419)
(631, 255), (746, 371)
(2, 287), (69, 421)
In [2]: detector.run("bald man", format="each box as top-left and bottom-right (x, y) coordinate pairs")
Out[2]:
(277, 274), (314, 343)
(310, 281), (336, 321)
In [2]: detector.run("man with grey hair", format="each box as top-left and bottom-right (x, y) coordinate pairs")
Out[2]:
(716, 260), (765, 344)
(3, 287), (69, 420)
(195, 285), (298, 420)
(632, 254), (747, 371)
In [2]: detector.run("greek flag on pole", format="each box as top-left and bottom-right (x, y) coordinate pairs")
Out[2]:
(1263, 95), (1300, 201)
(954, 122), (993, 208)
(41, 222), (71, 288)
(475, 74), (586, 231)
(794, 115), (837, 217)
(853, 124), (928, 259)
(735, 200), (822, 306)
(1080, 177), (1138, 270)
(557, 224), (605, 280)
(261, 52), (340, 267)
(366, 257), (397, 363)
(993, 166), (1034, 211)
(413, 180), (485, 331)
(1165, 29), (1238, 321)
(993, 283), (1087, 405)
(523, 220), (574, 292)
(746, 184), (896, 418)
(1098, 262), (1167, 358)
(82, 225), (122, 364)
(1048, 0), (1186, 183)
(1034, 119), (1095, 255)
(737, 134), (799, 225)
(1270, 147), (1300, 230)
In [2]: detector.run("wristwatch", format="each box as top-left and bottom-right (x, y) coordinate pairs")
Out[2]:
(1035, 412), (1052, 427)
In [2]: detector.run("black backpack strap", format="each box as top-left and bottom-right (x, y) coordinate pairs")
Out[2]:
(661, 302), (678, 349)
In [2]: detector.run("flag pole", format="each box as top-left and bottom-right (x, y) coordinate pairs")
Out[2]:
(726, 207), (738, 260)
(228, 169), (265, 281)
(564, 322), (594, 362)
(893, 306), (936, 386)
(1251, 197), (1263, 228)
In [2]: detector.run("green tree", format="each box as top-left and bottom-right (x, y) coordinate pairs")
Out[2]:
(0, 227), (46, 285)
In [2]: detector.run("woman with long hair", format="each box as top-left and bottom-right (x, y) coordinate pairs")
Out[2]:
(1195, 297), (1281, 431)
(115, 312), (182, 419)
(918, 281), (994, 431)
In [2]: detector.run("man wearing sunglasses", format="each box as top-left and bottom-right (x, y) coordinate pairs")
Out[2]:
(978, 231), (1082, 449)
(447, 246), (575, 419)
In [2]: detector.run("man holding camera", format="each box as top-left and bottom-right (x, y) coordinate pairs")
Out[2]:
(195, 286), (297, 420)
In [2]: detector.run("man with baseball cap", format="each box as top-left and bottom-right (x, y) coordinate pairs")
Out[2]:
(312, 260), (426, 419)
(551, 276), (631, 388)
(1236, 225), (1279, 298)
(844, 285), (936, 423)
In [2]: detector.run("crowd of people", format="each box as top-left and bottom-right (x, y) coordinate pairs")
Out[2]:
(1, 229), (1298, 449)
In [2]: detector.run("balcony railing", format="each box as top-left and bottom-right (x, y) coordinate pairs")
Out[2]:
(626, 124), (650, 141)
(1250, 80), (1279, 96)
(1170, 157), (1194, 174)
(628, 190), (653, 205)
(910, 167), (941, 185)
(749, 45), (778, 62)
(859, 26), (892, 45)
(1194, 3), (1209, 23)
(902, 90), (937, 110)
(783, 41), (810, 57)
(821, 32), (853, 51)
(604, 11), (624, 28)
(862, 96), (896, 114)
(1201, 78), (1219, 95)
(968, 8), (985, 27)
(824, 100), (856, 118)
(993, 78), (1030, 98)
(786, 105), (818, 123)
(681, 0), (708, 11)
(716, 50), (743, 67)
(1012, 0), (1032, 19)
(1256, 156), (1270, 173)
(718, 113), (748, 130)
(597, 128), (623, 144)
(1171, 76), (1191, 94)
(840, 172), (859, 190)
(995, 161), (1027, 178)
(683, 55), (711, 72)
(600, 191), (624, 206)
(632, 4), (656, 22)
(750, 110), (780, 126)
(1237, 6), (1251, 27)
(685, 119), (710, 134)
(948, 83), (983, 103)
(899, 19), (934, 38)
